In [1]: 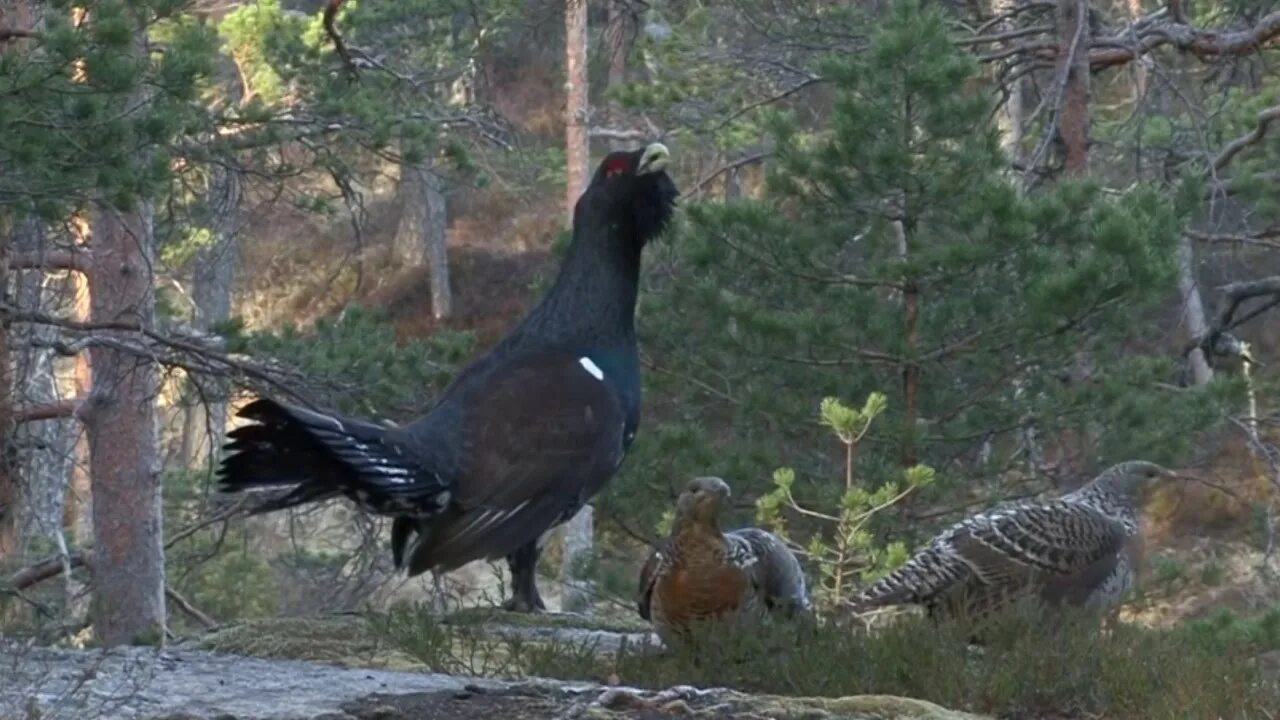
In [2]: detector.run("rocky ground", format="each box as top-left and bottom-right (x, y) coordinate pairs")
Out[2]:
(0, 641), (983, 720)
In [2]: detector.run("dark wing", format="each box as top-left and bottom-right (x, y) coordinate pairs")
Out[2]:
(219, 398), (447, 516)
(403, 351), (628, 574)
(637, 539), (672, 620)
(727, 528), (811, 615)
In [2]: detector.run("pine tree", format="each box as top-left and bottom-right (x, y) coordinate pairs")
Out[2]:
(613, 0), (1223, 545)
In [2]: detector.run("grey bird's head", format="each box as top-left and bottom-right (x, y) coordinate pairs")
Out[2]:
(1089, 460), (1180, 500)
(674, 476), (731, 528)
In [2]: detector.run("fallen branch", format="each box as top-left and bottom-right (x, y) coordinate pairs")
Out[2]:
(6, 551), (88, 592)
(165, 585), (216, 628)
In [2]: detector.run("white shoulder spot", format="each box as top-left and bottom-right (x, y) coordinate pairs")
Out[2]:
(578, 356), (605, 381)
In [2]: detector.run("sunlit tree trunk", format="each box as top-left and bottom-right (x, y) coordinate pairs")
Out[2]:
(85, 203), (165, 646)
(561, 0), (594, 614)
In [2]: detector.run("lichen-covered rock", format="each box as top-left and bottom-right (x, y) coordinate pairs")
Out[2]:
(0, 641), (985, 720)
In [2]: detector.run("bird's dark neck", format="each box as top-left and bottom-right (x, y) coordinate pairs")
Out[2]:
(518, 206), (643, 350)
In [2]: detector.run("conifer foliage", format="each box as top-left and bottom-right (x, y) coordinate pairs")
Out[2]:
(622, 1), (1218, 541)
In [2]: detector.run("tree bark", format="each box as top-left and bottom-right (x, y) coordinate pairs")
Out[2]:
(0, 0), (44, 563)
(394, 158), (453, 320)
(1125, 0), (1148, 101)
(992, 0), (1025, 164)
(84, 204), (166, 646)
(1177, 236), (1214, 385)
(1055, 0), (1091, 175)
(10, 216), (78, 559)
(605, 0), (632, 92)
(181, 165), (240, 468)
(561, 0), (594, 614)
(0, 214), (14, 560)
(564, 0), (590, 226)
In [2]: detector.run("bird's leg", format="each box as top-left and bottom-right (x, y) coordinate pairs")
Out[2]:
(502, 541), (547, 612)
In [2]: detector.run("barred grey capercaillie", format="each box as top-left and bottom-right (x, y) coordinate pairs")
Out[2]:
(852, 461), (1179, 623)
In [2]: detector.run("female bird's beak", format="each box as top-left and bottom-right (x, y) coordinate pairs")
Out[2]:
(638, 143), (671, 175)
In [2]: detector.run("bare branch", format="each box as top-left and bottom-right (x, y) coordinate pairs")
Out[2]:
(0, 27), (40, 42)
(686, 151), (771, 197)
(1089, 10), (1280, 70)
(324, 0), (357, 78)
(6, 552), (88, 592)
(165, 585), (216, 628)
(8, 251), (90, 274)
(1212, 104), (1280, 172)
(14, 398), (82, 424)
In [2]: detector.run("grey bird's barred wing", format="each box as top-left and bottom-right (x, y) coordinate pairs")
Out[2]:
(399, 350), (628, 575)
(727, 528), (812, 614)
(854, 500), (1130, 611)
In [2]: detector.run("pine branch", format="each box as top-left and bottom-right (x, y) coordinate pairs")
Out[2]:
(7, 251), (90, 274)
(0, 27), (40, 43)
(6, 552), (88, 592)
(1212, 104), (1280, 172)
(324, 0), (357, 79)
(14, 398), (82, 424)
(1089, 10), (1280, 70)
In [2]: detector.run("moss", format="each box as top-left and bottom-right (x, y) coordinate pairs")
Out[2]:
(740, 694), (985, 720)
(196, 615), (426, 670)
(441, 607), (649, 634)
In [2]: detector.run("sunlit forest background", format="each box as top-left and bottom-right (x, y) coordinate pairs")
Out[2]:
(2, 0), (1279, 717)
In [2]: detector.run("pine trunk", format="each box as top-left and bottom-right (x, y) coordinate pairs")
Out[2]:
(394, 158), (452, 320)
(564, 0), (590, 224)
(1177, 237), (1214, 385)
(0, 214), (14, 560)
(10, 217), (78, 558)
(1055, 0), (1091, 175)
(182, 166), (240, 468)
(85, 204), (165, 646)
(992, 0), (1025, 163)
(561, 0), (594, 614)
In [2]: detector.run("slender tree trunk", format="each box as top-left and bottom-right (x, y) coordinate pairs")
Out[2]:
(1126, 0), (1148, 101)
(1055, 0), (1091, 175)
(564, 0), (590, 224)
(0, 214), (14, 560)
(561, 0), (594, 614)
(394, 158), (453, 320)
(84, 204), (165, 646)
(993, 0), (1025, 164)
(605, 0), (632, 92)
(896, 215), (919, 469)
(182, 166), (240, 468)
(0, 0), (43, 563)
(65, 242), (92, 549)
(1178, 237), (1214, 385)
(11, 217), (78, 558)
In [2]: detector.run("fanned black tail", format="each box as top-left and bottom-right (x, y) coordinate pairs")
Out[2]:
(218, 398), (449, 517)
